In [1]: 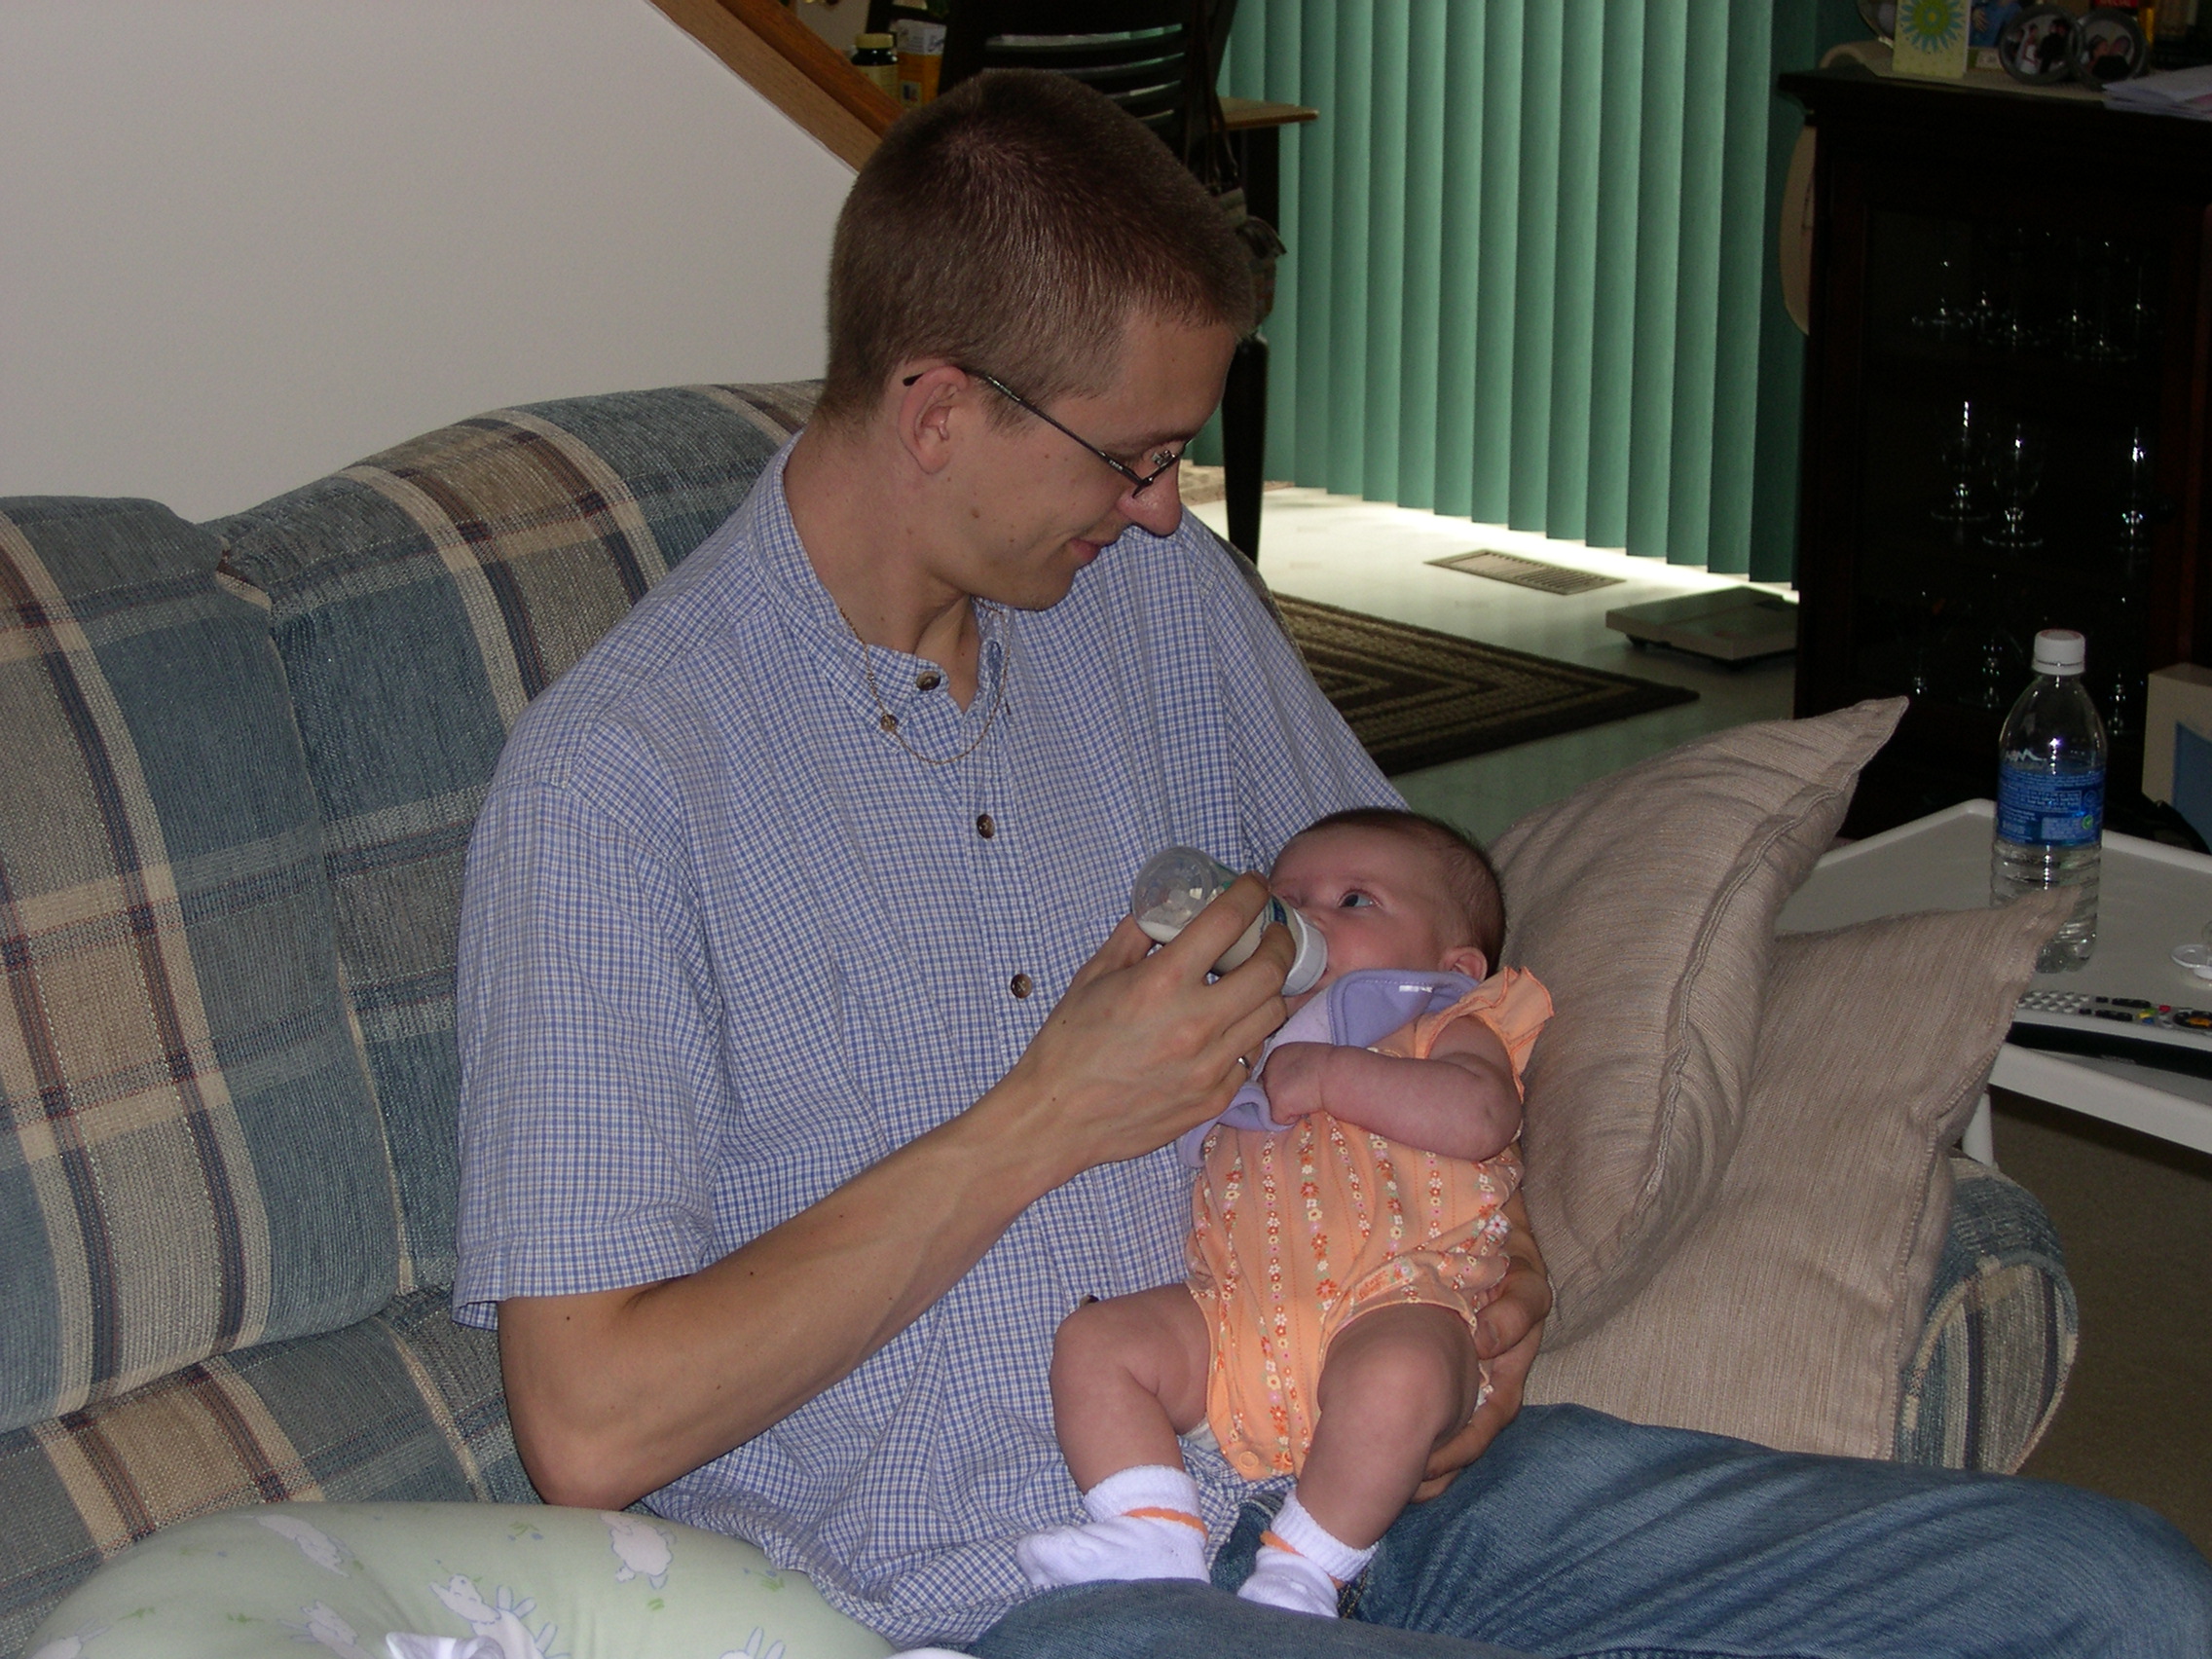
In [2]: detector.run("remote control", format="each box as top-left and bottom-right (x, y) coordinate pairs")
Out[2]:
(2008, 990), (2212, 1079)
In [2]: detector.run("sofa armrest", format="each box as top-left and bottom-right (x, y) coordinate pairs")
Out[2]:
(1895, 1154), (2078, 1473)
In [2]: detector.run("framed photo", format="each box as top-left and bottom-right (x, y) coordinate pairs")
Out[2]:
(1971, 3), (2024, 49)
(1998, 4), (2078, 86)
(2074, 9), (2149, 84)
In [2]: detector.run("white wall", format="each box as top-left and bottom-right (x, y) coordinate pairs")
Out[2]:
(0, 1), (854, 520)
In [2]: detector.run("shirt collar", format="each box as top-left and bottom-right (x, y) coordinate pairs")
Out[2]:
(740, 431), (1014, 719)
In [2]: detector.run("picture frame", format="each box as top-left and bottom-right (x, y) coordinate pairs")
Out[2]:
(2074, 9), (2149, 84)
(1998, 3), (2079, 86)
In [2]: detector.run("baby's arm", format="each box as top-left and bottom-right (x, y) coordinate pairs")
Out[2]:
(1261, 1016), (1521, 1161)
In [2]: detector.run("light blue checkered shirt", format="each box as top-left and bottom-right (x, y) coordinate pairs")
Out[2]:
(453, 442), (1394, 1645)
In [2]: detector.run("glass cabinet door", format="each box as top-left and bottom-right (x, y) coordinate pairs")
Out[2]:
(1850, 205), (2170, 751)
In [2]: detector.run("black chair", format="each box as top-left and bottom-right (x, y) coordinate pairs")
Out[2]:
(942, 0), (1196, 150)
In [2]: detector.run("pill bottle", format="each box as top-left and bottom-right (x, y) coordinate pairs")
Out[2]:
(850, 34), (898, 98)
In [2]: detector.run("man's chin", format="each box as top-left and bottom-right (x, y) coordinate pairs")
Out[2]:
(989, 567), (1085, 614)
(979, 533), (1124, 612)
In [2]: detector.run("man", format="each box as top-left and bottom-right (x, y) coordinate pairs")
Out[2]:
(455, 70), (2209, 1658)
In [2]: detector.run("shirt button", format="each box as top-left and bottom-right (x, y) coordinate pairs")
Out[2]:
(915, 670), (942, 691)
(977, 813), (996, 838)
(1010, 972), (1034, 999)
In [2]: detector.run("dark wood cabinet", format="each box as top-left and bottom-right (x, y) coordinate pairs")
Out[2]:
(1784, 67), (2212, 838)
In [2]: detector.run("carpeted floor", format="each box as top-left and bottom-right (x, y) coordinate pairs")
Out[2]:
(1274, 594), (1697, 776)
(1995, 1090), (2212, 1559)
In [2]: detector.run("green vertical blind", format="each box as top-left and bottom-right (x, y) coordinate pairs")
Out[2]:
(1217, 1), (1807, 578)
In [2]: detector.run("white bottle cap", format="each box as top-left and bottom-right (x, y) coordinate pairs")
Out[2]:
(2031, 629), (2086, 676)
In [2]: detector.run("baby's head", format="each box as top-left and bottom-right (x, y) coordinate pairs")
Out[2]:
(1269, 808), (1504, 1004)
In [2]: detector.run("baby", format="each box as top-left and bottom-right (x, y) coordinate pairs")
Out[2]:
(1017, 808), (1551, 1617)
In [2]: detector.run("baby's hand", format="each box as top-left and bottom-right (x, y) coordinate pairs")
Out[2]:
(1258, 1042), (1332, 1123)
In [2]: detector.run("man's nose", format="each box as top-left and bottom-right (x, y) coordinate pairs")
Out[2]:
(1121, 467), (1185, 536)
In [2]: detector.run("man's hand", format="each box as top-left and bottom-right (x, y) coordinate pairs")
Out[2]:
(993, 871), (1293, 1180)
(1412, 1189), (1550, 1501)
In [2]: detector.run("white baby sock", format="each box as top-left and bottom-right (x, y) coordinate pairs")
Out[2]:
(1235, 1491), (1374, 1619)
(1014, 1464), (1209, 1589)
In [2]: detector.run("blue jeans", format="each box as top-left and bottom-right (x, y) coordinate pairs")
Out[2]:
(971, 1406), (2212, 1659)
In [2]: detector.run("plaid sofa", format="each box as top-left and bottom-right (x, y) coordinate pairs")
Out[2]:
(0, 385), (2078, 1654)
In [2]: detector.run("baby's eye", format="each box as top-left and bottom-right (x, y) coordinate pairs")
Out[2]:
(1337, 891), (1376, 909)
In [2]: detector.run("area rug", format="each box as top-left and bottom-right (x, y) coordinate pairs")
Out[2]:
(1274, 593), (1697, 776)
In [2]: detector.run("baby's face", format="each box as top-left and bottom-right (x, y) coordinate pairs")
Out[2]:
(1269, 824), (1482, 1005)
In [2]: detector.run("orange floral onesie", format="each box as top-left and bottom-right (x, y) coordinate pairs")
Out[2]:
(1184, 968), (1551, 1481)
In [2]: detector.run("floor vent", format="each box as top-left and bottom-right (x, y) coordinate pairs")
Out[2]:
(1429, 549), (1622, 596)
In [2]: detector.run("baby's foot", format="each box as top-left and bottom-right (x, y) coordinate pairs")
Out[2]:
(1015, 1512), (1207, 1588)
(1018, 1463), (1210, 1589)
(1235, 1549), (1341, 1618)
(1234, 1493), (1373, 1618)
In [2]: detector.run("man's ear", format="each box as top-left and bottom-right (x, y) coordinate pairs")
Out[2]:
(894, 364), (968, 476)
(1442, 945), (1490, 982)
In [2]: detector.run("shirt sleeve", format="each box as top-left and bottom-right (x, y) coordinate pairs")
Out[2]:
(451, 760), (725, 1328)
(1186, 525), (1404, 860)
(1411, 968), (1556, 1097)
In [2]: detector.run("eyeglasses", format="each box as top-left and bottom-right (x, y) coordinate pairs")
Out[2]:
(902, 368), (1185, 496)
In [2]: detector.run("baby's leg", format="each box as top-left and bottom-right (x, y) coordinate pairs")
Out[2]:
(1301, 1303), (1485, 1543)
(1016, 1286), (1215, 1591)
(1050, 1283), (1213, 1487)
(1238, 1304), (1484, 1618)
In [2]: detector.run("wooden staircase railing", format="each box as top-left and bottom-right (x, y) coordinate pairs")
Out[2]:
(651, 0), (900, 168)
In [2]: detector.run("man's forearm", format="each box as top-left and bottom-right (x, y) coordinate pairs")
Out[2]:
(499, 1086), (1070, 1509)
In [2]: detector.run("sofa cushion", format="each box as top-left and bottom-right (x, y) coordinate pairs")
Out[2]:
(209, 386), (817, 1287)
(0, 499), (393, 1437)
(26, 1502), (892, 1659)
(1491, 698), (1904, 1344)
(1525, 891), (2075, 1458)
(0, 1289), (526, 1657)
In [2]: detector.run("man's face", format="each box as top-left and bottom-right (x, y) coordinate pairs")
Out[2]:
(935, 313), (1239, 610)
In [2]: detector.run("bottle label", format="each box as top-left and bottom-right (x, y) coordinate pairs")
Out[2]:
(1996, 762), (2105, 846)
(895, 18), (945, 104)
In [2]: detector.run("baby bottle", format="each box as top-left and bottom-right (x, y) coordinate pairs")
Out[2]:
(1129, 846), (1327, 995)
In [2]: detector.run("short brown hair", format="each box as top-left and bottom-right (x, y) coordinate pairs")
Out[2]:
(1293, 808), (1507, 966)
(815, 69), (1258, 429)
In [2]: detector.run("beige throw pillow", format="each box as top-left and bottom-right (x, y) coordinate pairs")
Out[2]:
(1525, 891), (2074, 1457)
(1493, 698), (1904, 1344)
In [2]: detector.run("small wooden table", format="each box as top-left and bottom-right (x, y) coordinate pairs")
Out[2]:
(1215, 97), (1316, 563)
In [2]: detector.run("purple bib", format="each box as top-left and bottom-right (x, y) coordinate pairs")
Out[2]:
(1176, 968), (1480, 1165)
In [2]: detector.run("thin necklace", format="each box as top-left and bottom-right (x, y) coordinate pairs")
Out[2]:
(836, 602), (1010, 766)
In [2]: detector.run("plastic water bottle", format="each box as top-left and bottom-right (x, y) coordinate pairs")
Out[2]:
(1991, 629), (2108, 972)
(1129, 846), (1328, 994)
